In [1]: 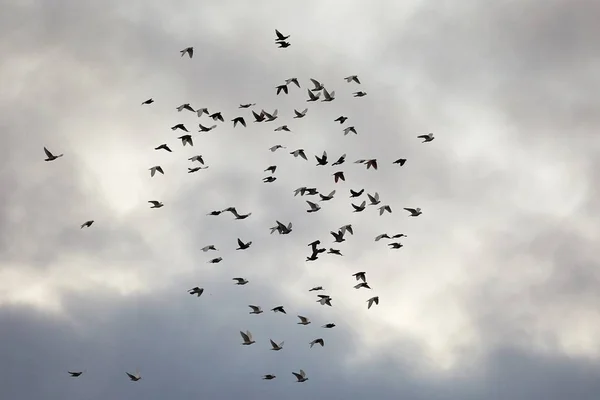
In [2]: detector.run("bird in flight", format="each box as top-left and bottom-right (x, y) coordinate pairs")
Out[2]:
(141, 98), (153, 105)
(149, 166), (164, 177)
(180, 47), (193, 58)
(68, 371), (84, 377)
(417, 133), (435, 142)
(240, 330), (255, 345)
(367, 296), (379, 309)
(345, 75), (361, 84)
(43, 147), (63, 161)
(188, 287), (204, 297)
(80, 220), (94, 229)
(404, 207), (422, 216)
(292, 369), (308, 382)
(126, 371), (142, 382)
(148, 201), (163, 209)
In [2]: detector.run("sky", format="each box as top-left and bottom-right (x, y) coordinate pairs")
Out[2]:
(1, 0), (599, 399)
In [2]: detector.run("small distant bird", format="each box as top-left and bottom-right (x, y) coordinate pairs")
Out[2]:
(388, 242), (403, 249)
(340, 224), (354, 235)
(285, 77), (300, 87)
(126, 372), (141, 382)
(292, 370), (308, 383)
(274, 125), (291, 132)
(43, 147), (63, 161)
(269, 144), (286, 152)
(306, 90), (321, 102)
(270, 339), (284, 351)
(328, 248), (342, 256)
(149, 166), (164, 177)
(232, 117), (246, 127)
(263, 374), (276, 380)
(178, 135), (193, 146)
(319, 190), (336, 201)
(333, 171), (345, 183)
(306, 201), (321, 213)
(68, 371), (84, 377)
(233, 277), (249, 285)
(393, 158), (407, 166)
(353, 91), (367, 97)
(297, 316), (311, 325)
(240, 330), (255, 345)
(322, 323), (336, 329)
(352, 201), (367, 213)
(239, 103), (256, 108)
(208, 257), (222, 263)
(290, 149), (307, 160)
(263, 109), (278, 121)
(271, 306), (286, 314)
(201, 245), (217, 251)
(248, 305), (263, 314)
(375, 233), (390, 241)
(180, 47), (193, 58)
(293, 108), (308, 118)
(321, 88), (335, 102)
(353, 272), (366, 282)
(263, 176), (276, 183)
(310, 338), (324, 348)
(354, 282), (371, 290)
(277, 41), (291, 48)
(198, 123), (217, 132)
(343, 126), (357, 136)
(275, 29), (290, 41)
(236, 238), (252, 250)
(154, 144), (172, 152)
(309, 78), (324, 91)
(252, 110), (266, 122)
(188, 166), (208, 173)
(196, 108), (209, 117)
(171, 123), (188, 132)
(350, 189), (364, 198)
(176, 103), (195, 112)
(404, 207), (422, 216)
(417, 133), (435, 142)
(334, 116), (348, 124)
(331, 230), (345, 243)
(148, 201), (163, 209)
(264, 165), (277, 174)
(188, 155), (205, 164)
(332, 154), (346, 166)
(276, 84), (289, 95)
(188, 287), (204, 297)
(367, 296), (379, 309)
(309, 286), (323, 292)
(367, 192), (380, 205)
(379, 205), (392, 215)
(207, 211), (221, 216)
(141, 98), (154, 105)
(80, 220), (94, 229)
(345, 75), (361, 84)
(364, 159), (378, 170)
(209, 112), (224, 122)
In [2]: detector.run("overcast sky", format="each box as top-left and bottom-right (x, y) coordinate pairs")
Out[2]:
(1, 0), (599, 399)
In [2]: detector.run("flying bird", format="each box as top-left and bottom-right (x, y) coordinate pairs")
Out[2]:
(309, 78), (324, 91)
(149, 166), (164, 177)
(276, 84), (289, 95)
(68, 371), (84, 377)
(148, 201), (164, 209)
(315, 151), (328, 165)
(322, 323), (336, 329)
(263, 374), (276, 380)
(285, 77), (300, 87)
(252, 110), (266, 122)
(208, 257), (223, 263)
(275, 29), (290, 41)
(180, 47), (193, 58)
(263, 109), (278, 121)
(404, 207), (422, 216)
(248, 305), (263, 314)
(290, 149), (307, 160)
(178, 135), (193, 146)
(321, 88), (335, 102)
(270, 145), (286, 152)
(292, 370), (308, 383)
(293, 108), (308, 118)
(270, 339), (284, 351)
(306, 201), (321, 213)
(277, 41), (291, 48)
(188, 155), (205, 164)
(232, 117), (246, 127)
(141, 98), (153, 105)
(350, 188), (364, 198)
(240, 330), (255, 345)
(236, 238), (252, 250)
(393, 158), (407, 166)
(43, 147), (63, 161)
(126, 372), (141, 382)
(309, 338), (324, 348)
(201, 245), (217, 251)
(271, 306), (286, 314)
(379, 205), (392, 215)
(327, 248), (342, 256)
(154, 144), (172, 152)
(340, 224), (354, 235)
(176, 103), (195, 112)
(354, 282), (371, 290)
(223, 207), (252, 220)
(297, 316), (311, 325)
(309, 286), (323, 292)
(345, 75), (361, 84)
(343, 126), (357, 135)
(306, 90), (321, 102)
(233, 277), (249, 285)
(207, 211), (222, 216)
(352, 201), (367, 213)
(80, 220), (94, 229)
(198, 123), (217, 132)
(417, 133), (435, 142)
(388, 242), (403, 249)
(188, 166), (208, 173)
(331, 230), (346, 243)
(317, 295), (332, 306)
(196, 108), (209, 117)
(332, 154), (346, 166)
(264, 165), (277, 174)
(188, 287), (204, 297)
(209, 112), (224, 122)
(274, 125), (291, 132)
(353, 91), (367, 97)
(319, 190), (336, 201)
(367, 192), (380, 205)
(334, 116), (348, 124)
(367, 296), (379, 309)
(353, 271), (366, 282)
(333, 171), (345, 183)
(171, 123), (188, 132)
(239, 103), (256, 108)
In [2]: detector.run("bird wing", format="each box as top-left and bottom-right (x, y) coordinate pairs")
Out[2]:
(240, 331), (250, 342)
(270, 339), (277, 348)
(43, 147), (53, 158)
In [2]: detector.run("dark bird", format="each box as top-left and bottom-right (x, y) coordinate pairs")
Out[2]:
(345, 75), (361, 84)
(315, 151), (328, 166)
(149, 166), (164, 177)
(321, 88), (335, 102)
(306, 200), (321, 213)
(388, 242), (403, 249)
(350, 188), (364, 198)
(232, 117), (246, 127)
(306, 90), (321, 102)
(367, 192), (380, 206)
(293, 108), (308, 118)
(285, 77), (300, 87)
(367, 296), (379, 309)
(188, 166), (208, 173)
(319, 190), (335, 201)
(352, 201), (366, 212)
(209, 112), (224, 122)
(80, 220), (94, 229)
(331, 230), (345, 243)
(340, 224), (354, 235)
(354, 282), (371, 290)
(239, 103), (256, 108)
(393, 158), (407, 166)
(154, 144), (172, 152)
(328, 248), (342, 256)
(263, 176), (277, 183)
(188, 155), (205, 164)
(262, 109), (278, 121)
(274, 125), (291, 132)
(309, 286), (323, 292)
(207, 210), (222, 216)
(417, 133), (435, 142)
(277, 41), (291, 48)
(310, 338), (324, 348)
(333, 171), (345, 183)
(322, 323), (336, 329)
(263, 374), (276, 380)
(271, 306), (286, 314)
(275, 29), (290, 41)
(353, 91), (367, 97)
(252, 110), (266, 122)
(43, 147), (63, 161)
(148, 201), (164, 208)
(223, 207), (252, 220)
(264, 165), (277, 174)
(196, 108), (209, 117)
(68, 371), (84, 377)
(177, 103), (195, 112)
(171, 123), (188, 132)
(208, 257), (223, 263)
(343, 126), (357, 135)
(276, 84), (289, 95)
(353, 272), (366, 282)
(198, 123), (217, 132)
(404, 207), (422, 217)
(126, 372), (142, 382)
(292, 370), (308, 383)
(141, 98), (154, 105)
(178, 135), (193, 146)
(233, 277), (249, 285)
(334, 116), (348, 124)
(180, 47), (193, 58)
(188, 287), (204, 297)
(290, 149), (307, 160)
(309, 78), (325, 91)
(332, 154), (346, 166)
(379, 205), (392, 215)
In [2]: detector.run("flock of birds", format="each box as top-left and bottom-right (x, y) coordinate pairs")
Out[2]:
(48, 29), (435, 385)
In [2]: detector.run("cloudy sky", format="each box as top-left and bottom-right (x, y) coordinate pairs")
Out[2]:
(1, 0), (599, 398)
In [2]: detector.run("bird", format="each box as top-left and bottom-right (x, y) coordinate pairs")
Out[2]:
(352, 201), (367, 212)
(188, 155), (205, 164)
(207, 211), (222, 216)
(188, 287), (204, 297)
(317, 295), (332, 307)
(270, 339), (284, 351)
(178, 135), (193, 146)
(393, 158), (407, 166)
(309, 286), (323, 292)
(292, 370), (308, 383)
(196, 108), (209, 117)
(236, 238), (252, 250)
(333, 171), (345, 183)
(275, 29), (290, 41)
(327, 248), (342, 256)
(367, 192), (380, 205)
(285, 77), (300, 87)
(263, 176), (276, 183)
(248, 305), (263, 314)
(310, 338), (324, 348)
(271, 306), (286, 314)
(306, 201), (321, 213)
(290, 149), (307, 160)
(379, 205), (392, 215)
(269, 144), (286, 152)
(297, 316), (311, 325)
(126, 372), (141, 381)
(208, 257), (223, 263)
(223, 207), (252, 219)
(198, 123), (217, 132)
(315, 151), (328, 165)
(176, 103), (195, 112)
(180, 47), (193, 58)
(201, 245), (217, 252)
(306, 90), (321, 102)
(345, 75), (361, 84)
(154, 144), (172, 152)
(392, 233), (407, 238)
(171, 123), (188, 132)
(367, 296), (379, 309)
(263, 109), (278, 121)
(68, 371), (84, 377)
(148, 201), (163, 208)
(343, 126), (357, 135)
(350, 189), (364, 198)
(209, 112), (224, 122)
(334, 116), (348, 124)
(277, 41), (291, 48)
(388, 242), (403, 249)
(354, 282), (371, 290)
(330, 230), (345, 243)
(232, 117), (246, 127)
(353, 271), (366, 282)
(322, 88), (335, 102)
(240, 330), (255, 345)
(417, 133), (435, 142)
(263, 375), (276, 380)
(309, 78), (324, 91)
(365, 159), (378, 170)
(149, 166), (164, 177)
(274, 125), (291, 132)
(404, 207), (422, 216)
(43, 147), (63, 161)
(332, 154), (346, 166)
(264, 165), (277, 174)
(252, 110), (266, 122)
(239, 103), (256, 108)
(322, 323), (336, 329)
(319, 190), (336, 201)
(141, 98), (154, 105)
(233, 277), (249, 285)
(374, 233), (391, 241)
(276, 84), (289, 95)
(80, 220), (94, 229)
(293, 108), (308, 118)
(353, 91), (367, 97)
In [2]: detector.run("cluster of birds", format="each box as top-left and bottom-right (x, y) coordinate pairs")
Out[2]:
(50, 29), (436, 385)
